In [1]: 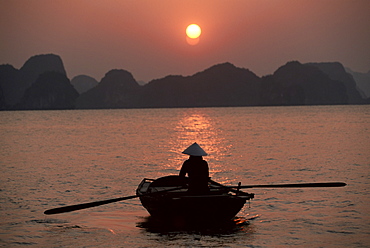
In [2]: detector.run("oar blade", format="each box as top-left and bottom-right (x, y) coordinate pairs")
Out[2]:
(44, 203), (95, 215)
(44, 186), (183, 215)
(44, 195), (138, 215)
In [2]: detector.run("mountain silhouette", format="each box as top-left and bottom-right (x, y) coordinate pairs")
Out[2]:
(307, 62), (363, 104)
(261, 61), (348, 105)
(138, 62), (261, 108)
(71, 75), (99, 94)
(0, 54), (67, 109)
(0, 64), (21, 107)
(76, 69), (140, 109)
(17, 72), (79, 110)
(20, 54), (66, 82)
(345, 68), (370, 98)
(1, 53), (368, 110)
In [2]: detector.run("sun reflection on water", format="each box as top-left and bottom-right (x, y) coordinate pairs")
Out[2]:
(167, 109), (231, 176)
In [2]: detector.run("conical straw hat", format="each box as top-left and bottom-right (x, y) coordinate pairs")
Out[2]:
(182, 142), (208, 156)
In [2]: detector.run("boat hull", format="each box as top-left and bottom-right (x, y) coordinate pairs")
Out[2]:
(140, 194), (246, 221)
(136, 175), (253, 222)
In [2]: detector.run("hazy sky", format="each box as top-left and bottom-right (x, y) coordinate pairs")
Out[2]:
(1, 0), (369, 82)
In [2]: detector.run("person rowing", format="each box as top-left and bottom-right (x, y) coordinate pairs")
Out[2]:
(179, 142), (210, 194)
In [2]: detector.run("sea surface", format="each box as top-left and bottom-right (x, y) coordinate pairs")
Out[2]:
(1, 105), (369, 247)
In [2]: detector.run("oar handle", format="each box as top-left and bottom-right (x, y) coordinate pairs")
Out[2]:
(209, 179), (251, 196)
(232, 182), (347, 189)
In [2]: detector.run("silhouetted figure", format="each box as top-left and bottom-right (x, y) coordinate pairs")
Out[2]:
(179, 143), (210, 194)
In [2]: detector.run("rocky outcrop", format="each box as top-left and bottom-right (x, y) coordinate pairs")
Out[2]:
(20, 54), (66, 83)
(140, 62), (261, 108)
(345, 68), (370, 99)
(0, 85), (6, 110)
(307, 62), (363, 103)
(18, 72), (79, 110)
(71, 75), (99, 94)
(0, 54), (67, 108)
(0, 64), (21, 107)
(76, 69), (140, 109)
(262, 61), (348, 105)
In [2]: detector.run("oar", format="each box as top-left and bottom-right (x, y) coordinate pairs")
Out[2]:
(44, 186), (183, 215)
(209, 179), (250, 196)
(225, 182), (346, 189)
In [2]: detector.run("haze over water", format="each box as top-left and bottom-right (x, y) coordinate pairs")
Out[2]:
(1, 105), (369, 247)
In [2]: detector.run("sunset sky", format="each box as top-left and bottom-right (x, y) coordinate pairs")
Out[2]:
(1, 0), (369, 83)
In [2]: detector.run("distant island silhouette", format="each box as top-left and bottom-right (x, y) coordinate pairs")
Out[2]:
(0, 54), (369, 110)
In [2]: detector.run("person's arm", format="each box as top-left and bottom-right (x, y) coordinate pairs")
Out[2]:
(203, 160), (209, 178)
(179, 161), (188, 177)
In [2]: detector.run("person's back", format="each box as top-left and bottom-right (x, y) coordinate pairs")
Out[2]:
(180, 156), (208, 178)
(179, 143), (210, 194)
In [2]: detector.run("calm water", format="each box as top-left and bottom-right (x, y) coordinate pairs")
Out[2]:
(1, 105), (369, 247)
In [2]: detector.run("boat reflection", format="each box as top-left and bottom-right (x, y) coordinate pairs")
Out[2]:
(136, 216), (252, 235)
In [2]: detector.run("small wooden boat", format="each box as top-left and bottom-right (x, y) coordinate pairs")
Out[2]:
(136, 175), (254, 222)
(43, 175), (345, 218)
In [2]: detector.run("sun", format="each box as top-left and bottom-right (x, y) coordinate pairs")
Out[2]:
(186, 24), (201, 39)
